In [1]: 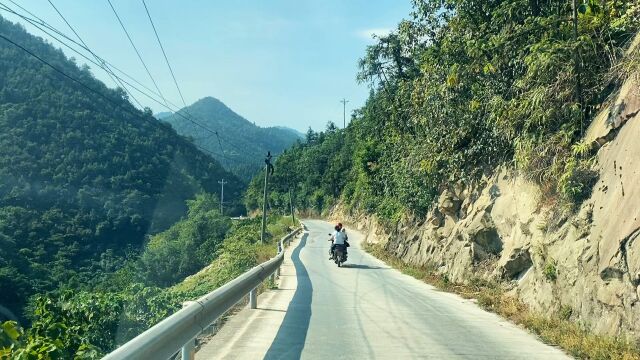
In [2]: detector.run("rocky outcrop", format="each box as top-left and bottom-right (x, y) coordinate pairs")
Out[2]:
(333, 63), (640, 339)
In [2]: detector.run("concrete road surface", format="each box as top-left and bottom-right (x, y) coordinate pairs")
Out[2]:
(196, 219), (570, 360)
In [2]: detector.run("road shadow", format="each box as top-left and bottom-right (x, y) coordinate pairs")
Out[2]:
(264, 232), (312, 360)
(341, 264), (387, 270)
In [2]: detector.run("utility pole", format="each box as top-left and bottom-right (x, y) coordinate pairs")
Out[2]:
(340, 98), (349, 128)
(289, 187), (295, 225)
(218, 179), (227, 215)
(260, 165), (269, 244)
(261, 152), (272, 244)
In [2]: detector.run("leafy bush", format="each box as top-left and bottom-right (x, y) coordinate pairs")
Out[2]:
(560, 305), (574, 320)
(137, 193), (230, 287)
(543, 259), (558, 281)
(558, 158), (599, 205)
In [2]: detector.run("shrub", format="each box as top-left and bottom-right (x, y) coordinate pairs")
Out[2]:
(560, 305), (573, 320)
(543, 259), (558, 281)
(558, 158), (599, 206)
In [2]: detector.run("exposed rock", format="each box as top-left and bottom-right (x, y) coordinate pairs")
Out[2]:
(596, 280), (626, 307)
(497, 247), (532, 280)
(471, 242), (490, 262)
(437, 190), (461, 217)
(600, 266), (624, 281)
(467, 209), (502, 254)
(623, 229), (640, 286)
(427, 208), (444, 227)
(472, 227), (502, 255)
(452, 181), (465, 199)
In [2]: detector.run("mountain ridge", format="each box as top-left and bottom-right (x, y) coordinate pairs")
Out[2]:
(165, 96), (301, 180)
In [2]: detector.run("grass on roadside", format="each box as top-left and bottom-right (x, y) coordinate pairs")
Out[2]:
(364, 243), (640, 360)
(171, 215), (299, 298)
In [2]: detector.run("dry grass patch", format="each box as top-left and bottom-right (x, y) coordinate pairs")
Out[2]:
(364, 243), (640, 360)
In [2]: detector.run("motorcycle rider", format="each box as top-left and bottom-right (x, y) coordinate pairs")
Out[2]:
(329, 223), (348, 260)
(338, 223), (349, 247)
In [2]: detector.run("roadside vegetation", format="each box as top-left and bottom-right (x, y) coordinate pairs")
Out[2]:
(365, 243), (640, 360)
(0, 197), (296, 359)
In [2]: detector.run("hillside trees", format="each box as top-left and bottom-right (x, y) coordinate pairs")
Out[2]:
(0, 16), (243, 321)
(0, 214), (297, 358)
(138, 193), (230, 287)
(246, 0), (639, 220)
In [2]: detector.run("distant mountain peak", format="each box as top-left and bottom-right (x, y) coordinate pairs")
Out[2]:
(194, 96), (224, 106)
(164, 97), (301, 180)
(190, 96), (233, 112)
(176, 96), (250, 125)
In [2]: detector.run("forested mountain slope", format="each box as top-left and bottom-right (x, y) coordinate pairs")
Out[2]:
(245, 0), (640, 341)
(0, 16), (243, 320)
(164, 97), (302, 181)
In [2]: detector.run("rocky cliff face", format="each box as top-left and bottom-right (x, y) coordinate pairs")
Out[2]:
(335, 45), (640, 338)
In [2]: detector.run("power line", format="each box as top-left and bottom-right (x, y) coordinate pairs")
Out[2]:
(0, 32), (240, 245)
(45, 0), (144, 109)
(5, 0), (164, 104)
(0, 33), (127, 114)
(215, 131), (230, 167)
(140, 0), (231, 165)
(106, 0), (168, 108)
(0, 1), (240, 162)
(0, 1), (226, 144)
(4, 0), (161, 108)
(47, 0), (117, 88)
(0, 32), (224, 161)
(0, 3), (163, 111)
(0, 1), (150, 105)
(141, 0), (185, 108)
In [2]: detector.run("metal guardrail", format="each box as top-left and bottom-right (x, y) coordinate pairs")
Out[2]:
(103, 226), (303, 360)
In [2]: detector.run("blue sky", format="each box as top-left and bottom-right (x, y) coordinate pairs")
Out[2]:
(2, 0), (412, 132)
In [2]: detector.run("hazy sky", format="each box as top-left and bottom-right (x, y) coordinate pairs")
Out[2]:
(1, 0), (412, 131)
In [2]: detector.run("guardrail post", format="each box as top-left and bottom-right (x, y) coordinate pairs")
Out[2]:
(275, 243), (282, 279)
(181, 338), (195, 360)
(249, 288), (257, 309)
(181, 301), (196, 360)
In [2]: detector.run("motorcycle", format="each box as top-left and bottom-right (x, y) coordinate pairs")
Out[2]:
(328, 234), (348, 267)
(333, 244), (347, 267)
